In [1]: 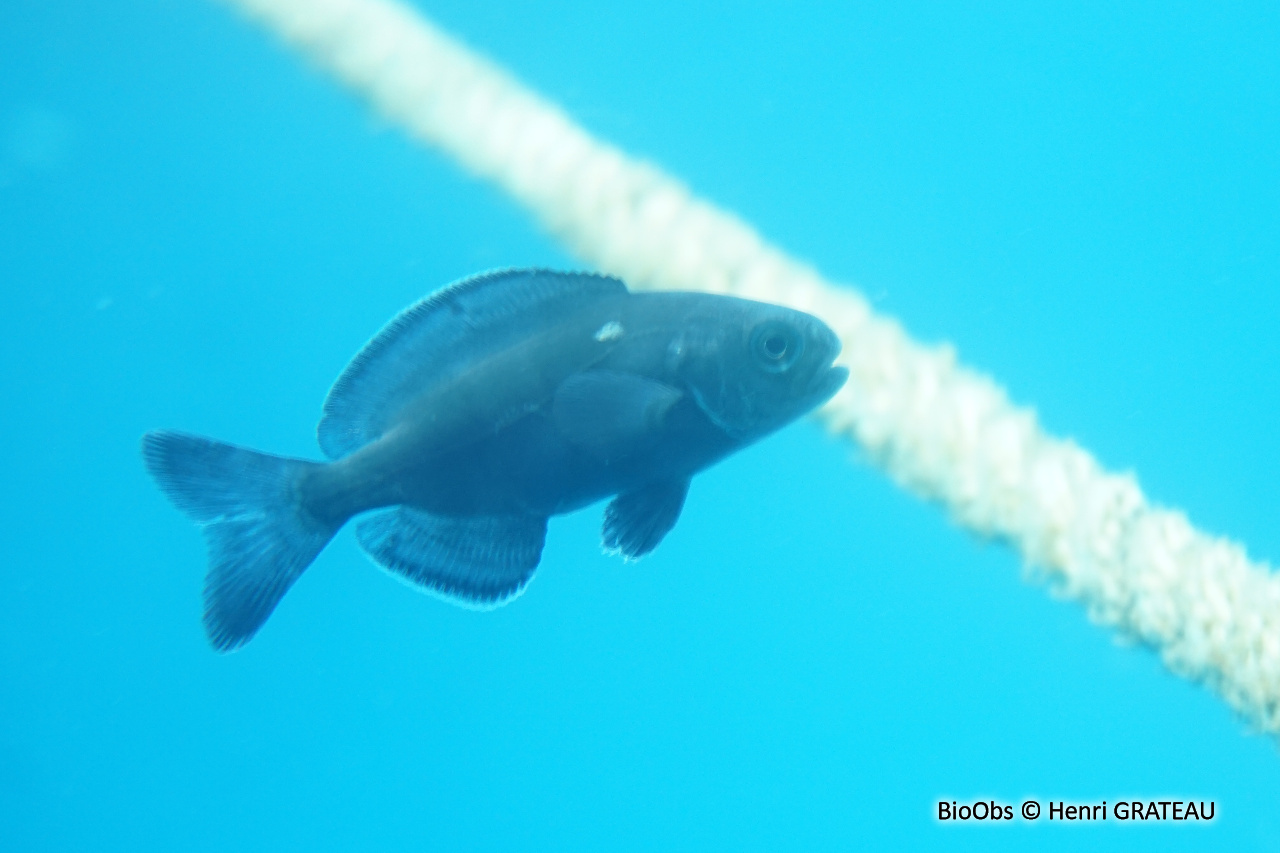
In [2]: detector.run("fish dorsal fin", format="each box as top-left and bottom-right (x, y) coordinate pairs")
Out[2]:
(317, 269), (629, 459)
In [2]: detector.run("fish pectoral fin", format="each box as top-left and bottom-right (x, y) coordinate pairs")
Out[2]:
(356, 507), (547, 607)
(552, 370), (683, 459)
(602, 478), (690, 560)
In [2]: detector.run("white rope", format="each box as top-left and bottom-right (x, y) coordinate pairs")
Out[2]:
(224, 0), (1280, 732)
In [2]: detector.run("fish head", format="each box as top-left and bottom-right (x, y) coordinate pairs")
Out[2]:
(671, 295), (849, 441)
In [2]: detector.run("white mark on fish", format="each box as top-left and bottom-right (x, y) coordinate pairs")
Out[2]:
(594, 321), (624, 342)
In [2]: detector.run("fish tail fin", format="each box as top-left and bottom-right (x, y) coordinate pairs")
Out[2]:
(141, 430), (338, 652)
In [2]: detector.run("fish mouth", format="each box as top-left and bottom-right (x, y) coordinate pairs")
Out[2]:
(807, 322), (846, 401)
(802, 323), (847, 406)
(807, 363), (849, 405)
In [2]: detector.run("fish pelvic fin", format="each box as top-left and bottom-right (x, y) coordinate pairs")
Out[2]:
(142, 430), (338, 652)
(602, 478), (690, 560)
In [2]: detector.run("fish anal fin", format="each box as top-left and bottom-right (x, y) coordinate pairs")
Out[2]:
(356, 507), (547, 606)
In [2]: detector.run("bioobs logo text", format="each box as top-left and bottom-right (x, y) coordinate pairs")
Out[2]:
(937, 801), (1014, 822)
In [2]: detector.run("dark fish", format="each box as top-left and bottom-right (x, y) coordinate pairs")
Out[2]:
(143, 269), (848, 651)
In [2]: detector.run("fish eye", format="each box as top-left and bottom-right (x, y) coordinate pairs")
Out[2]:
(751, 322), (803, 372)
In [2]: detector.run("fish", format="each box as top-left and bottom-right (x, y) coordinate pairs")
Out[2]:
(142, 269), (848, 651)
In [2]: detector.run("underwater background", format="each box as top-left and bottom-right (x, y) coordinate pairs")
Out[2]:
(2, 1), (1278, 850)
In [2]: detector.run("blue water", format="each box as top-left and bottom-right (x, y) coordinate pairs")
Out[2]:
(2, 1), (1278, 850)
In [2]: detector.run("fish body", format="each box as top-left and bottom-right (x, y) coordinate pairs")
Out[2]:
(144, 269), (847, 651)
